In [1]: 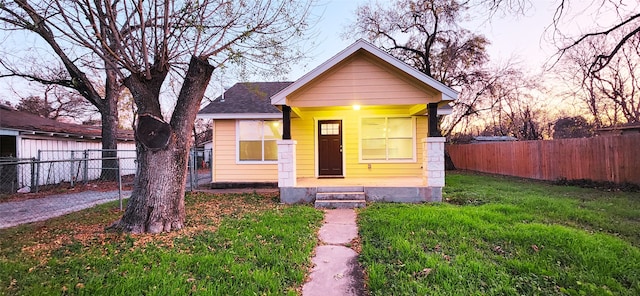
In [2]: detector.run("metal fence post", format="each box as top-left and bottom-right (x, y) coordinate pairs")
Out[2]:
(117, 158), (123, 211)
(70, 150), (75, 187)
(29, 157), (36, 193)
(191, 148), (197, 191)
(35, 151), (41, 193)
(83, 150), (89, 184)
(187, 149), (192, 191)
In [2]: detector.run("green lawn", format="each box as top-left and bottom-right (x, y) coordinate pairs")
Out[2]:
(2, 173), (639, 295)
(358, 172), (640, 295)
(0, 192), (323, 295)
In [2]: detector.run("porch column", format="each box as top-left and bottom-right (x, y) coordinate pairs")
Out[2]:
(282, 105), (291, 140)
(277, 140), (297, 187)
(427, 103), (441, 137)
(422, 137), (445, 188)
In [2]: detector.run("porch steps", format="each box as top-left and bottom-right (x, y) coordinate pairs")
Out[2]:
(315, 186), (366, 209)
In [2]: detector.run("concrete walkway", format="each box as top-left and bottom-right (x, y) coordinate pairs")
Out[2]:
(302, 209), (366, 296)
(0, 190), (129, 229)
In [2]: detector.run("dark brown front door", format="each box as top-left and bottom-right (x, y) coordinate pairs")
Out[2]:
(318, 120), (343, 177)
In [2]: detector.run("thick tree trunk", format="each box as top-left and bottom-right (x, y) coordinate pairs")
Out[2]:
(116, 144), (188, 233)
(110, 56), (214, 233)
(99, 81), (120, 180)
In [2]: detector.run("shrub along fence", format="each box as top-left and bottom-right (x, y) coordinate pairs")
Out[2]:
(447, 134), (640, 185)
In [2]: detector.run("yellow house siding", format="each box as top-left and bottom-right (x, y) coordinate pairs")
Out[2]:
(292, 107), (428, 178)
(212, 120), (278, 182)
(288, 53), (440, 107)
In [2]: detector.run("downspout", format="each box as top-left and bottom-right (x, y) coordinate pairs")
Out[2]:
(211, 120), (216, 183)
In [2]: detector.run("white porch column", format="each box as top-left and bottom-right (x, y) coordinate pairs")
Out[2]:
(277, 140), (297, 187)
(422, 137), (446, 187)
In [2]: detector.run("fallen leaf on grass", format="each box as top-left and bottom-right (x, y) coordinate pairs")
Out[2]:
(414, 268), (433, 279)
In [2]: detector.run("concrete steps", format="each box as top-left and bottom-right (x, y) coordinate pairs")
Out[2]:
(315, 186), (366, 209)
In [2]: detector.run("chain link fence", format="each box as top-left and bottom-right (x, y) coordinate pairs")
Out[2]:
(1, 148), (212, 199)
(187, 148), (212, 191)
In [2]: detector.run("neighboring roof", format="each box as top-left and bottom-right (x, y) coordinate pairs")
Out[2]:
(472, 136), (518, 142)
(198, 82), (292, 119)
(0, 104), (134, 141)
(271, 39), (459, 105)
(597, 123), (640, 132)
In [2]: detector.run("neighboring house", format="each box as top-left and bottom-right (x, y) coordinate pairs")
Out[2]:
(193, 128), (213, 168)
(596, 124), (640, 136)
(472, 136), (518, 143)
(0, 104), (135, 192)
(0, 104), (135, 158)
(198, 39), (458, 205)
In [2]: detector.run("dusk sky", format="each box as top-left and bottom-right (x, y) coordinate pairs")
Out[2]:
(0, 0), (633, 107)
(285, 0), (561, 82)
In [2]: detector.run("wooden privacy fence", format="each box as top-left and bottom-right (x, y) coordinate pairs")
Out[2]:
(447, 134), (640, 184)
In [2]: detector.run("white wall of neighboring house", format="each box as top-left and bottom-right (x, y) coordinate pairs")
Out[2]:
(1, 131), (136, 189)
(203, 141), (212, 165)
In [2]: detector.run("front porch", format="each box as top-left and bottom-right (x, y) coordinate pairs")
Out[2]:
(277, 137), (446, 205)
(280, 176), (443, 206)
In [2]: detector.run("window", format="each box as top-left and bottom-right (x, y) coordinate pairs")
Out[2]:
(361, 117), (414, 161)
(238, 120), (282, 162)
(320, 123), (340, 135)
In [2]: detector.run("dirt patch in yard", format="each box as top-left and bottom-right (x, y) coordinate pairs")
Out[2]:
(0, 176), (135, 203)
(14, 192), (281, 262)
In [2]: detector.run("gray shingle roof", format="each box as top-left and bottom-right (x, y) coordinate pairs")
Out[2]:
(0, 104), (133, 140)
(198, 82), (292, 115)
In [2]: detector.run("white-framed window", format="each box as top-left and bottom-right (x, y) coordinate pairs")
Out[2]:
(360, 116), (415, 162)
(237, 120), (282, 163)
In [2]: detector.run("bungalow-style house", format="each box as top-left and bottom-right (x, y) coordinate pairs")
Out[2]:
(198, 39), (458, 206)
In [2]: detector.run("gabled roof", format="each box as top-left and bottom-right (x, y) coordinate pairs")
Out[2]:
(0, 104), (133, 141)
(198, 82), (292, 119)
(271, 39), (459, 105)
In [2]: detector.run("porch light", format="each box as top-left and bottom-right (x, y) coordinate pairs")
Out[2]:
(352, 104), (361, 111)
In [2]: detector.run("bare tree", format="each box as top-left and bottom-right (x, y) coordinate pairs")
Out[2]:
(5, 0), (314, 233)
(0, 2), (126, 180)
(557, 32), (640, 127)
(477, 0), (640, 74)
(116, 90), (136, 130)
(350, 0), (490, 85)
(348, 0), (496, 136)
(550, 0), (640, 73)
(590, 35), (640, 124)
(14, 85), (97, 121)
(446, 63), (548, 139)
(441, 63), (518, 137)
(14, 95), (54, 118)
